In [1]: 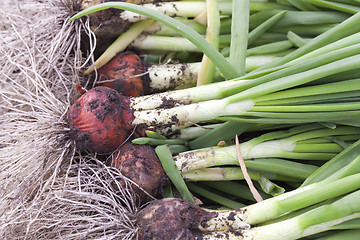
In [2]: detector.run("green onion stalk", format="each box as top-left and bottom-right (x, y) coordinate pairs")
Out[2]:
(257, 138), (360, 224)
(126, 41), (360, 137)
(118, 1), (350, 26)
(302, 0), (360, 14)
(180, 148), (359, 185)
(126, 7), (350, 51)
(86, 7), (292, 82)
(72, 2), (360, 81)
(147, 137), (360, 238)
(89, 32), (290, 91)
(136, 145), (360, 239)
(142, 126), (360, 207)
(301, 138), (360, 187)
(195, 0), (221, 86)
(315, 229), (360, 240)
(74, 2), (360, 78)
(180, 122), (346, 144)
(182, 166), (309, 183)
(118, 1), (293, 23)
(80, 2), (350, 74)
(130, 34), (360, 110)
(198, 180), (272, 203)
(328, 217), (360, 231)
(137, 173), (360, 239)
(137, 54), (278, 92)
(87, 25), (284, 74)
(146, 9), (344, 38)
(255, 9), (360, 71)
(133, 125), (360, 202)
(70, 2), (239, 79)
(85, 24), (286, 90)
(130, 73), (360, 132)
(136, 124), (360, 173)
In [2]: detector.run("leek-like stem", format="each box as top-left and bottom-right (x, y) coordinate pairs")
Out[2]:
(174, 126), (360, 172)
(182, 167), (300, 183)
(255, 11), (360, 70)
(196, 0), (220, 86)
(132, 44), (360, 112)
(197, 174), (360, 235)
(307, 0), (360, 14)
(119, 1), (292, 22)
(229, 0), (249, 76)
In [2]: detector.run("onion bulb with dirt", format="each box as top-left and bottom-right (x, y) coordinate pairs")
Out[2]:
(65, 86), (135, 153)
(96, 50), (207, 96)
(98, 51), (149, 97)
(107, 142), (169, 203)
(137, 198), (215, 239)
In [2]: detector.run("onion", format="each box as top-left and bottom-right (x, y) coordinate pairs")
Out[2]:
(65, 86), (134, 153)
(98, 51), (149, 97)
(136, 198), (215, 240)
(108, 142), (168, 202)
(97, 51), (202, 96)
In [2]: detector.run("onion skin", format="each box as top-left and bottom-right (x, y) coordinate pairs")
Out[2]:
(108, 142), (168, 203)
(137, 198), (215, 240)
(99, 51), (150, 97)
(65, 86), (134, 153)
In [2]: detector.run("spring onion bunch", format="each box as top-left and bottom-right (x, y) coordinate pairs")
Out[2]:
(138, 138), (360, 239)
(66, 3), (360, 240)
(135, 123), (359, 173)
(68, 3), (360, 154)
(138, 124), (359, 205)
(79, 0), (354, 80)
(137, 173), (360, 239)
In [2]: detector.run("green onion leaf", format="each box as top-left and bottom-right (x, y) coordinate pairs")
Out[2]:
(69, 2), (239, 79)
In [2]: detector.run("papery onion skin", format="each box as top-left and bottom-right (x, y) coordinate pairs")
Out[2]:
(99, 51), (150, 97)
(65, 86), (134, 153)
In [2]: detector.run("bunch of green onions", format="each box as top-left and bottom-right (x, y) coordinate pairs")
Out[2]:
(139, 136), (360, 239)
(69, 1), (360, 239)
(143, 124), (358, 200)
(138, 146), (360, 239)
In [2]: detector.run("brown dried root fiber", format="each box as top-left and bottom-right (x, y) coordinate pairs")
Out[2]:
(9, 156), (139, 240)
(0, 0), (138, 239)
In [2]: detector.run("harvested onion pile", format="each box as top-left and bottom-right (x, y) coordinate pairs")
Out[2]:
(2, 0), (360, 239)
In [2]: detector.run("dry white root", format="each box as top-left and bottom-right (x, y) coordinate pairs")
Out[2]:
(0, 0), (78, 235)
(10, 156), (138, 240)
